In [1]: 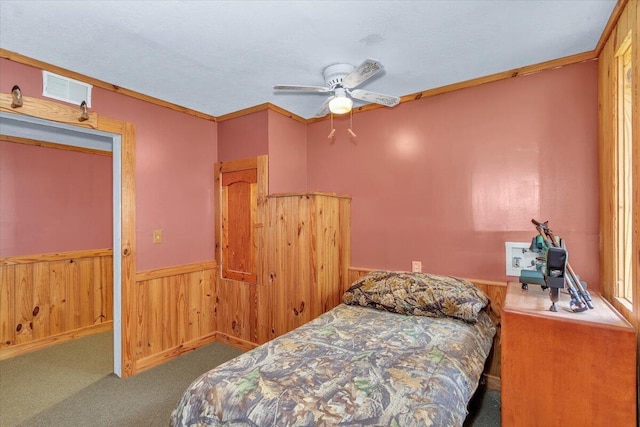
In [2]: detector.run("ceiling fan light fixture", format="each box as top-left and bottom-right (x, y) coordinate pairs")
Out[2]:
(329, 89), (352, 114)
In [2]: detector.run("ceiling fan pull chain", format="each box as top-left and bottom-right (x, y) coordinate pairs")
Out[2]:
(348, 110), (357, 138)
(328, 113), (336, 139)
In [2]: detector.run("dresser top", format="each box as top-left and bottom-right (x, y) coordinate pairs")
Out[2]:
(504, 282), (634, 330)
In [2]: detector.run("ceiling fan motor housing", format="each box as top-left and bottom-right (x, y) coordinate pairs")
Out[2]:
(323, 63), (355, 89)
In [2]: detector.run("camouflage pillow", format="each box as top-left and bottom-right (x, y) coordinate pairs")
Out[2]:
(343, 270), (489, 322)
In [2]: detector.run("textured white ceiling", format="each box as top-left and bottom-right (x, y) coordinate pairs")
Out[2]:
(0, 1), (616, 119)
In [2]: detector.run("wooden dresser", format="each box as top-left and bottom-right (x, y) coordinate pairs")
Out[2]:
(501, 282), (637, 426)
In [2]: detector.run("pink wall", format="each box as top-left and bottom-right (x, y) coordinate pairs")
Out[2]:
(0, 141), (112, 256)
(1, 57), (599, 286)
(267, 110), (307, 193)
(217, 109), (308, 194)
(0, 58), (218, 271)
(307, 61), (599, 287)
(217, 110), (268, 161)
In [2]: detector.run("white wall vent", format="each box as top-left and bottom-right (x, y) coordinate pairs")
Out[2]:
(42, 71), (92, 107)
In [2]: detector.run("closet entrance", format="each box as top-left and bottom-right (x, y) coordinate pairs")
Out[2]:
(0, 96), (135, 378)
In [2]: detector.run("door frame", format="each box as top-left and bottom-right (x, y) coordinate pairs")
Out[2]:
(0, 96), (135, 377)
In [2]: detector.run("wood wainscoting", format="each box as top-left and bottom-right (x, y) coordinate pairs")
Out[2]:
(347, 267), (507, 390)
(0, 249), (113, 360)
(133, 262), (218, 373)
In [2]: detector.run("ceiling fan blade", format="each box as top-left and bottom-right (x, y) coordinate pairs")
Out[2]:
(341, 59), (384, 89)
(273, 85), (331, 93)
(349, 89), (400, 107)
(314, 96), (334, 117)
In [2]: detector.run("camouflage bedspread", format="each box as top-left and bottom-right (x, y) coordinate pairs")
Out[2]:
(171, 304), (496, 427)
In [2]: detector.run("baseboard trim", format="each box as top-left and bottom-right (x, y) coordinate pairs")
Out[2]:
(0, 321), (113, 360)
(215, 332), (259, 352)
(483, 374), (501, 391)
(134, 332), (219, 374)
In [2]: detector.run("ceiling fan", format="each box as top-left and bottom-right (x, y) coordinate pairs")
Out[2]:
(274, 59), (401, 118)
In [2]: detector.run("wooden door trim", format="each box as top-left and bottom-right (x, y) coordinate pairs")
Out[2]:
(0, 94), (136, 377)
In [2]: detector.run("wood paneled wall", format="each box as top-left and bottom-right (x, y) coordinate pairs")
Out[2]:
(259, 193), (351, 343)
(0, 249), (113, 359)
(597, 0), (639, 399)
(347, 267), (507, 390)
(133, 262), (218, 372)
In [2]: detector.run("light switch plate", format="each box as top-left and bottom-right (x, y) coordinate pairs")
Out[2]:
(153, 229), (163, 244)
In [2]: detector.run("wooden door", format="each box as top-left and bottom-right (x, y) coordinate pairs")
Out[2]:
(214, 156), (267, 346)
(221, 168), (257, 284)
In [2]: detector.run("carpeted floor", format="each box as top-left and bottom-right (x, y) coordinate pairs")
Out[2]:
(1, 332), (500, 426)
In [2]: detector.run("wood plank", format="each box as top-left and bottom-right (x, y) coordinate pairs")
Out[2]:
(96, 117), (136, 377)
(160, 277), (173, 351)
(31, 262), (50, 340)
(134, 261), (217, 282)
(102, 256), (113, 322)
(146, 278), (162, 357)
(13, 264), (33, 344)
(595, 0), (630, 56)
(216, 103), (307, 124)
(597, 0), (639, 357)
(502, 283), (636, 425)
(0, 93), (98, 129)
(0, 321), (113, 361)
(176, 273), (187, 345)
(48, 261), (67, 336)
(134, 332), (218, 374)
(66, 259), (81, 330)
(0, 89), (134, 376)
(202, 269), (217, 335)
(187, 275), (202, 341)
(307, 52), (597, 124)
(0, 265), (15, 347)
(0, 134), (112, 157)
(134, 277), (147, 359)
(78, 258), (94, 328)
(0, 49), (216, 122)
(215, 331), (259, 352)
(0, 248), (113, 265)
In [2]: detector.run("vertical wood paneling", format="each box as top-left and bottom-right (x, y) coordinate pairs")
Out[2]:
(176, 273), (187, 345)
(217, 277), (253, 341)
(66, 260), (80, 330)
(0, 250), (113, 358)
(146, 278), (161, 357)
(202, 269), (216, 336)
(187, 275), (202, 341)
(0, 265), (15, 347)
(104, 256), (113, 322)
(338, 198), (352, 297)
(133, 263), (218, 369)
(31, 262), (50, 339)
(48, 261), (66, 336)
(78, 258), (93, 328)
(162, 277), (175, 351)
(597, 0), (640, 389)
(14, 264), (33, 344)
(262, 193), (350, 342)
(135, 278), (147, 360)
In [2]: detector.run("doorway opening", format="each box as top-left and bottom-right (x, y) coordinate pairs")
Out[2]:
(0, 111), (127, 376)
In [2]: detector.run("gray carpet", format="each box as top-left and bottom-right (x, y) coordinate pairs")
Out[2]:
(0, 332), (242, 426)
(1, 332), (500, 426)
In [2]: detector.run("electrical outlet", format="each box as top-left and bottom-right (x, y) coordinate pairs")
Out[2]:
(505, 242), (537, 276)
(411, 261), (422, 273)
(153, 229), (163, 244)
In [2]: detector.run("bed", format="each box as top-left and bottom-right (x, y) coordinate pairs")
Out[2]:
(171, 271), (496, 426)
